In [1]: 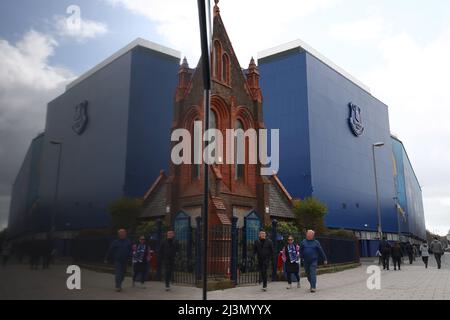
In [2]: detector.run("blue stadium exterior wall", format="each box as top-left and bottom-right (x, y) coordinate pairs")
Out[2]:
(258, 49), (312, 199)
(392, 137), (426, 240)
(259, 49), (398, 234)
(34, 47), (179, 232)
(124, 47), (179, 197)
(8, 45), (179, 236)
(8, 134), (46, 237)
(305, 53), (398, 234)
(392, 138), (410, 235)
(38, 51), (134, 231)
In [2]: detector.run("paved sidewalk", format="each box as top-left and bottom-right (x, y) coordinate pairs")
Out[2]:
(1, 254), (449, 300)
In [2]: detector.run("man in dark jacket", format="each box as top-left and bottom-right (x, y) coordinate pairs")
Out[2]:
(405, 242), (414, 265)
(300, 230), (328, 293)
(159, 230), (179, 291)
(391, 242), (403, 270)
(379, 236), (392, 270)
(253, 230), (274, 291)
(105, 229), (132, 292)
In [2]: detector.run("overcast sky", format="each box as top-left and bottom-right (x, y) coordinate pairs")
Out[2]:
(0, 0), (449, 235)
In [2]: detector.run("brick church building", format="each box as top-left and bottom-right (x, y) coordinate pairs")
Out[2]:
(141, 1), (295, 229)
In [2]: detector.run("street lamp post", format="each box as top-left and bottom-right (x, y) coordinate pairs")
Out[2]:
(50, 141), (63, 234)
(197, 0), (212, 301)
(372, 142), (384, 239)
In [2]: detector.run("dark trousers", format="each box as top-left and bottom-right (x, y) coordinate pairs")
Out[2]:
(304, 261), (318, 289)
(408, 254), (413, 264)
(392, 256), (401, 270)
(133, 262), (147, 284)
(114, 260), (128, 289)
(434, 253), (442, 269)
(422, 256), (429, 268)
(382, 254), (390, 270)
(258, 261), (269, 288)
(286, 271), (300, 284)
(164, 263), (174, 288)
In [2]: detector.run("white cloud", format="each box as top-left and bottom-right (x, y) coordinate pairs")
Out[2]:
(0, 31), (73, 228)
(105, 0), (341, 65)
(329, 16), (384, 42)
(0, 30), (71, 91)
(54, 15), (108, 42)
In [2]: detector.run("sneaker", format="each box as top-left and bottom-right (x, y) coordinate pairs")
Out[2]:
(262, 287), (267, 292)
(115, 288), (122, 292)
(297, 282), (301, 289)
(165, 287), (171, 292)
(286, 284), (292, 290)
(310, 288), (316, 293)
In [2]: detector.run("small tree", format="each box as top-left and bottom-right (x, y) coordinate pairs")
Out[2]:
(293, 197), (328, 235)
(108, 197), (143, 233)
(264, 221), (300, 239)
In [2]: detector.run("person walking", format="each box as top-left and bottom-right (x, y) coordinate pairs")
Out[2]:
(132, 236), (151, 289)
(253, 230), (274, 292)
(405, 242), (414, 265)
(391, 242), (403, 270)
(419, 241), (430, 268)
(430, 237), (444, 269)
(281, 235), (301, 289)
(378, 236), (392, 270)
(159, 230), (179, 291)
(300, 230), (328, 293)
(375, 249), (382, 266)
(105, 229), (132, 292)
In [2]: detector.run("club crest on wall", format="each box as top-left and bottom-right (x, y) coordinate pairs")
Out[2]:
(72, 100), (89, 135)
(348, 102), (364, 137)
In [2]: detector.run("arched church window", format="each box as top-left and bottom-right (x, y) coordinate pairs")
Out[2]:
(235, 119), (244, 179)
(222, 53), (230, 84)
(213, 41), (221, 80)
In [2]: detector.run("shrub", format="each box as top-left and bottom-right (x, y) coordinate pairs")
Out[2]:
(108, 197), (143, 232)
(293, 197), (328, 235)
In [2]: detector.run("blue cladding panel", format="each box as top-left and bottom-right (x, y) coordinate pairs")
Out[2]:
(39, 52), (133, 231)
(392, 137), (426, 239)
(259, 50), (312, 199)
(125, 47), (179, 197)
(10, 45), (179, 234)
(392, 137), (409, 234)
(260, 49), (399, 233)
(8, 134), (46, 236)
(305, 53), (397, 233)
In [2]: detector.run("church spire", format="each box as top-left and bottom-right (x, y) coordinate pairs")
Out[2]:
(246, 57), (262, 103)
(214, 0), (220, 16)
(176, 57), (191, 102)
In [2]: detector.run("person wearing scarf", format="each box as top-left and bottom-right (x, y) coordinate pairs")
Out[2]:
(282, 235), (301, 289)
(132, 236), (150, 288)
